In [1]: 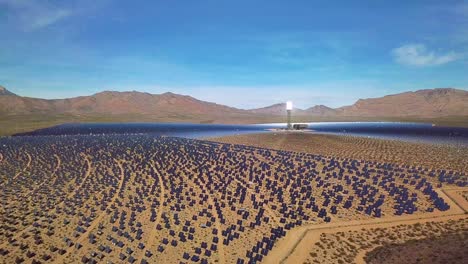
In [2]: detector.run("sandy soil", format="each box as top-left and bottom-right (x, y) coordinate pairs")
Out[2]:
(0, 134), (466, 264)
(364, 231), (467, 264)
(210, 132), (468, 177)
(11, 151), (31, 182)
(134, 161), (166, 263)
(262, 192), (466, 264)
(210, 132), (468, 264)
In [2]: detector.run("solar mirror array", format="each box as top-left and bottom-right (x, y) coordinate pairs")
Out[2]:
(0, 134), (465, 264)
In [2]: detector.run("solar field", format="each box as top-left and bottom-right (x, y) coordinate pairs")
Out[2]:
(0, 134), (466, 264)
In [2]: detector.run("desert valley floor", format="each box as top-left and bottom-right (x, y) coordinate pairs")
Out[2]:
(0, 133), (467, 264)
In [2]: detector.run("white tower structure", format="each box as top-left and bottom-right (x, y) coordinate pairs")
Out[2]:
(286, 101), (293, 130)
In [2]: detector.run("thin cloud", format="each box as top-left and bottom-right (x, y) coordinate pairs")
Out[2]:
(392, 44), (462, 66)
(28, 9), (72, 30)
(0, 0), (73, 31)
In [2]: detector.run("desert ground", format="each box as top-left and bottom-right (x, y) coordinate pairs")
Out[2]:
(0, 132), (466, 264)
(210, 132), (468, 263)
(210, 132), (468, 179)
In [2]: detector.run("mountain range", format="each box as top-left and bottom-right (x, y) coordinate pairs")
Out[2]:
(0, 86), (467, 127)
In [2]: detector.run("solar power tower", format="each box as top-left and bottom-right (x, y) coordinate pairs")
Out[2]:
(286, 101), (293, 130)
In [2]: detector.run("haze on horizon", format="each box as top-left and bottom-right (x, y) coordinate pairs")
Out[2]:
(1, 0), (467, 109)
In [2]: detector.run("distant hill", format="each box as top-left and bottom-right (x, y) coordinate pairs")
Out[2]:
(0, 86), (467, 132)
(246, 103), (338, 116)
(247, 103), (307, 116)
(0, 89), (247, 119)
(251, 88), (468, 118)
(335, 88), (468, 117)
(0, 86), (16, 96)
(304, 105), (338, 116)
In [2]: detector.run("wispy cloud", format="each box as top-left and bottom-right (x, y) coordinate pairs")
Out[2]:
(392, 44), (462, 66)
(0, 0), (73, 31)
(28, 9), (72, 30)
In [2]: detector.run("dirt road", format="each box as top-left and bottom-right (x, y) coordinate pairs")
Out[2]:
(263, 187), (467, 264)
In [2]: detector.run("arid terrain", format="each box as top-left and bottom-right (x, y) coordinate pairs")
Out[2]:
(210, 132), (468, 264)
(1, 86), (468, 136)
(210, 132), (468, 176)
(364, 230), (467, 264)
(0, 132), (466, 264)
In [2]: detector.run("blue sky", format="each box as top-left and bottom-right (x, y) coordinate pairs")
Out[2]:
(1, 0), (467, 109)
